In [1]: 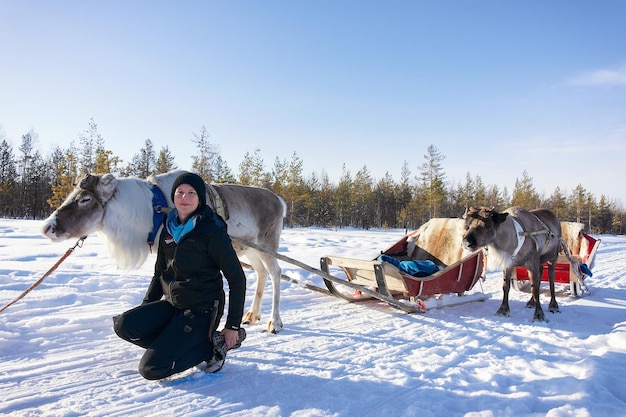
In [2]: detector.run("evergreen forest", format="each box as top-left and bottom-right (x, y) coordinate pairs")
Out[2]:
(1, 120), (623, 234)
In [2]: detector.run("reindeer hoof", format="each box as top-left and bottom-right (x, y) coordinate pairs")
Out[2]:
(533, 312), (547, 322)
(549, 304), (560, 314)
(243, 311), (260, 325)
(267, 320), (283, 334)
(495, 307), (510, 317)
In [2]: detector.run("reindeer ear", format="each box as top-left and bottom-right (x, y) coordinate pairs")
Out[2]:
(493, 212), (509, 224)
(98, 174), (118, 202)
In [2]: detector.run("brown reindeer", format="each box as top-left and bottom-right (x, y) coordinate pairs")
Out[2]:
(461, 206), (561, 321)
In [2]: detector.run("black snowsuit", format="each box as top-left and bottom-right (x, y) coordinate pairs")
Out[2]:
(113, 206), (246, 380)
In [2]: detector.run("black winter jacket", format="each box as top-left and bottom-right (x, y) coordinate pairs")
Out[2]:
(143, 206), (246, 330)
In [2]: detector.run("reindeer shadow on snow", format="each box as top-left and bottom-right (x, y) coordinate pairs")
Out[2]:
(41, 170), (287, 333)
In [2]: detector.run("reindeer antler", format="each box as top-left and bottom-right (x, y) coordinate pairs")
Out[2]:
(78, 173), (99, 191)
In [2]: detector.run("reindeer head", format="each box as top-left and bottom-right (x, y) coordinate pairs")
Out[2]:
(461, 206), (508, 251)
(41, 173), (118, 242)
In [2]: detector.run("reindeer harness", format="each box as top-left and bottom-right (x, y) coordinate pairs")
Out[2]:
(510, 214), (556, 261)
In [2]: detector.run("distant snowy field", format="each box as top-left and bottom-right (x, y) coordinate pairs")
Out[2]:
(1, 219), (625, 417)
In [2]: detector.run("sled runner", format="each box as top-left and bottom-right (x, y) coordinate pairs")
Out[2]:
(320, 219), (490, 310)
(512, 222), (600, 296)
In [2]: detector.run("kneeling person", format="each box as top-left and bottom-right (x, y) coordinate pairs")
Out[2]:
(113, 172), (246, 380)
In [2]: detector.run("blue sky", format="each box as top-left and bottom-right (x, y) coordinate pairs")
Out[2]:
(1, 1), (625, 206)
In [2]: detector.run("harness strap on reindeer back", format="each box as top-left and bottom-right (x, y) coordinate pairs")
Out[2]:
(527, 213), (556, 252)
(148, 184), (169, 247)
(207, 184), (229, 220)
(511, 214), (556, 260)
(511, 218), (525, 260)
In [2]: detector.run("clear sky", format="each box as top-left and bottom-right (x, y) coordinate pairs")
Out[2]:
(1, 1), (625, 206)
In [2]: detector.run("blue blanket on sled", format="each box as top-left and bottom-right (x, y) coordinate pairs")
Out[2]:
(579, 262), (593, 277)
(378, 254), (439, 277)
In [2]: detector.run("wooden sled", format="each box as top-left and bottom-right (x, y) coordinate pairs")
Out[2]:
(512, 222), (600, 296)
(320, 219), (490, 311)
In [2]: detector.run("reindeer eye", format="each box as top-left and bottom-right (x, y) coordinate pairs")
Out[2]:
(79, 196), (92, 204)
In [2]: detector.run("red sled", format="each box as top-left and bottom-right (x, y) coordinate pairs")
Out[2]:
(320, 218), (490, 311)
(512, 222), (600, 296)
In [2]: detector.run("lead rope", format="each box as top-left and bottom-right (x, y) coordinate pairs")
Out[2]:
(0, 235), (87, 314)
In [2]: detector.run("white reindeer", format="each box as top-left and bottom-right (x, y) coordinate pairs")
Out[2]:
(41, 170), (287, 333)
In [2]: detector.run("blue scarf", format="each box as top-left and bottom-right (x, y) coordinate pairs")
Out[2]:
(166, 210), (198, 243)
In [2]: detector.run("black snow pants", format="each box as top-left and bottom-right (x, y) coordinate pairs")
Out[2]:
(113, 299), (224, 380)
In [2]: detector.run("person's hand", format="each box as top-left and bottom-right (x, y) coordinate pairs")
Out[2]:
(221, 328), (239, 349)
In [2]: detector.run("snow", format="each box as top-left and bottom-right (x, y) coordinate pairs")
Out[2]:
(1, 219), (626, 417)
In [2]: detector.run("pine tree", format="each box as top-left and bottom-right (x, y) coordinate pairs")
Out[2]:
(213, 155), (236, 183)
(611, 209), (623, 235)
(78, 118), (120, 174)
(271, 156), (288, 199)
(238, 148), (268, 187)
(353, 165), (374, 228)
(511, 170), (540, 208)
(485, 184), (505, 210)
(374, 172), (396, 228)
(47, 145), (79, 209)
(191, 126), (220, 181)
(596, 195), (612, 234)
(458, 172), (475, 209)
(335, 164), (353, 227)
(94, 149), (122, 175)
(155, 146), (178, 174)
(16, 131), (50, 218)
(568, 184), (588, 224)
(309, 169), (334, 227)
(285, 152), (306, 226)
(474, 175), (487, 206)
(79, 118), (100, 174)
(547, 186), (568, 219)
(0, 139), (18, 216)
(17, 131), (36, 217)
(396, 161), (413, 230)
(126, 139), (157, 178)
(419, 145), (447, 218)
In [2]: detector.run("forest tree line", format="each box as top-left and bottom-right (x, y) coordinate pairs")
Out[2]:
(1, 120), (623, 234)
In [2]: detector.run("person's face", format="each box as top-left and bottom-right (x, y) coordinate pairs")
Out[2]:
(173, 183), (200, 222)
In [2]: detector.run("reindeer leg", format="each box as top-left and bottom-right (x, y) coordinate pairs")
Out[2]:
(242, 251), (284, 334)
(547, 260), (560, 314)
(266, 256), (283, 334)
(496, 270), (511, 317)
(263, 254), (283, 334)
(243, 255), (266, 326)
(525, 268), (536, 309)
(530, 265), (547, 322)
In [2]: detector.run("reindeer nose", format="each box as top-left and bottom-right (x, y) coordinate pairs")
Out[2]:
(462, 235), (476, 250)
(43, 223), (54, 235)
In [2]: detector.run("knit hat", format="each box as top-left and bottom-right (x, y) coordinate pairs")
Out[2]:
(171, 172), (207, 209)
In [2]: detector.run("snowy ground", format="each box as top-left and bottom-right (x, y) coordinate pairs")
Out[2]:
(1, 219), (625, 417)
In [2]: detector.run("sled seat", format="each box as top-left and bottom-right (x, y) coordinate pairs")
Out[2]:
(512, 222), (600, 295)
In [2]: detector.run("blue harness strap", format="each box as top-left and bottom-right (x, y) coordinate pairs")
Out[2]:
(148, 184), (169, 246)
